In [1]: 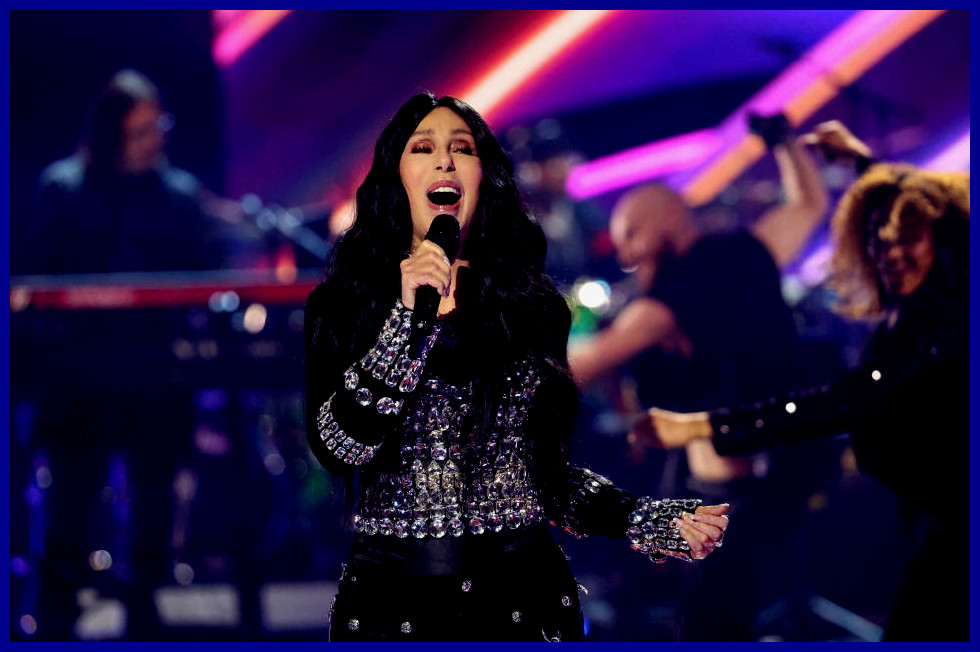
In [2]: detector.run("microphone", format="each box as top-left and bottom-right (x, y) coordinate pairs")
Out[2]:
(409, 213), (460, 359)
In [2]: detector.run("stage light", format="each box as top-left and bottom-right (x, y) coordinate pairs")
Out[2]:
(208, 291), (240, 313)
(330, 11), (616, 215)
(575, 279), (612, 311)
(682, 10), (944, 205)
(244, 303), (268, 334)
(461, 10), (615, 119)
(921, 129), (970, 171)
(213, 11), (245, 30)
(796, 241), (834, 287)
(174, 562), (195, 586)
(565, 11), (944, 203)
(198, 340), (220, 360)
(11, 557), (30, 577)
(35, 464), (52, 490)
(212, 10), (292, 67)
(567, 129), (720, 200)
(330, 199), (356, 239)
(264, 453), (287, 477)
(89, 550), (113, 572)
(19, 615), (37, 636)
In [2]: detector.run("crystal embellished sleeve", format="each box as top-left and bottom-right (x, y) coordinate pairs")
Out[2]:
(523, 361), (703, 563)
(554, 467), (702, 563)
(310, 299), (442, 470)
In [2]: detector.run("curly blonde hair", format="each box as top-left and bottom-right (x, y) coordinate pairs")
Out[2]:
(827, 163), (969, 320)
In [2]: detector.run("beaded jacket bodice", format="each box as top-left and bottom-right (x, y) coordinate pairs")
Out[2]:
(352, 360), (547, 539)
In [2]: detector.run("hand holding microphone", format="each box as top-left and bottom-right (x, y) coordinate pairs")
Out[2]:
(399, 213), (461, 357)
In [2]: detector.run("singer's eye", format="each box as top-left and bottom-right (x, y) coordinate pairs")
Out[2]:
(452, 142), (477, 156)
(411, 142), (433, 154)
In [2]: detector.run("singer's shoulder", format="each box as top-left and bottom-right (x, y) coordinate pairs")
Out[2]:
(304, 281), (333, 314)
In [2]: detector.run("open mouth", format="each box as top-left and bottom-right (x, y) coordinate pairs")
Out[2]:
(426, 182), (461, 207)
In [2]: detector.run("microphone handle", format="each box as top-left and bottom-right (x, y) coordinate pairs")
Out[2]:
(406, 213), (459, 359)
(408, 283), (441, 359)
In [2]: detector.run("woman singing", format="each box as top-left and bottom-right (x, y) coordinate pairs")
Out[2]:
(304, 93), (728, 642)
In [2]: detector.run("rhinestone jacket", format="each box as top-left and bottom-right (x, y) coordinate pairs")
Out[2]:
(308, 299), (701, 560)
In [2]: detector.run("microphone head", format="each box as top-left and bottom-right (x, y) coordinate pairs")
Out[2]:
(425, 213), (461, 263)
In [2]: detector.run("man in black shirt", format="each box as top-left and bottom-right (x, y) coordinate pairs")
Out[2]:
(571, 116), (827, 482)
(569, 116), (828, 640)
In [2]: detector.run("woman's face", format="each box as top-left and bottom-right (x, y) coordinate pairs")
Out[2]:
(868, 217), (935, 298)
(399, 107), (483, 255)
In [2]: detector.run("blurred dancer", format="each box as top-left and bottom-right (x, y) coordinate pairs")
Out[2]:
(636, 121), (969, 641)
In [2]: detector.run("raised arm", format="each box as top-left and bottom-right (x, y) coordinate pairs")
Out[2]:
(748, 114), (830, 269)
(568, 297), (690, 388)
(305, 290), (435, 475)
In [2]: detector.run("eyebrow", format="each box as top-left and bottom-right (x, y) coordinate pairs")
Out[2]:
(410, 128), (474, 137)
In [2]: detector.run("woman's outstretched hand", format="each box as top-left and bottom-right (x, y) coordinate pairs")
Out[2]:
(400, 240), (452, 310)
(676, 503), (730, 560)
(628, 408), (712, 450)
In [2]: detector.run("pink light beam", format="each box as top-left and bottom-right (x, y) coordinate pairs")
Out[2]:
(461, 10), (615, 120)
(213, 10), (292, 68)
(566, 129), (721, 200)
(921, 130), (970, 171)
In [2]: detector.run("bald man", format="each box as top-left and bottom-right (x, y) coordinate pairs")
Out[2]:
(570, 127), (828, 480)
(569, 124), (828, 640)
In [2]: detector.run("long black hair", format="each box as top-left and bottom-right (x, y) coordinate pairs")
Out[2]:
(306, 93), (577, 507)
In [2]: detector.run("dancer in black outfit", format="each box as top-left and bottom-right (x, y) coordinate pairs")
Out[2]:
(304, 93), (729, 641)
(633, 121), (969, 642)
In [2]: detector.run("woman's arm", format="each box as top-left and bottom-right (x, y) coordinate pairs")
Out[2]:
(526, 360), (727, 563)
(554, 466), (729, 563)
(631, 326), (958, 457)
(568, 297), (689, 388)
(305, 240), (454, 475)
(304, 290), (438, 475)
(748, 115), (830, 269)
